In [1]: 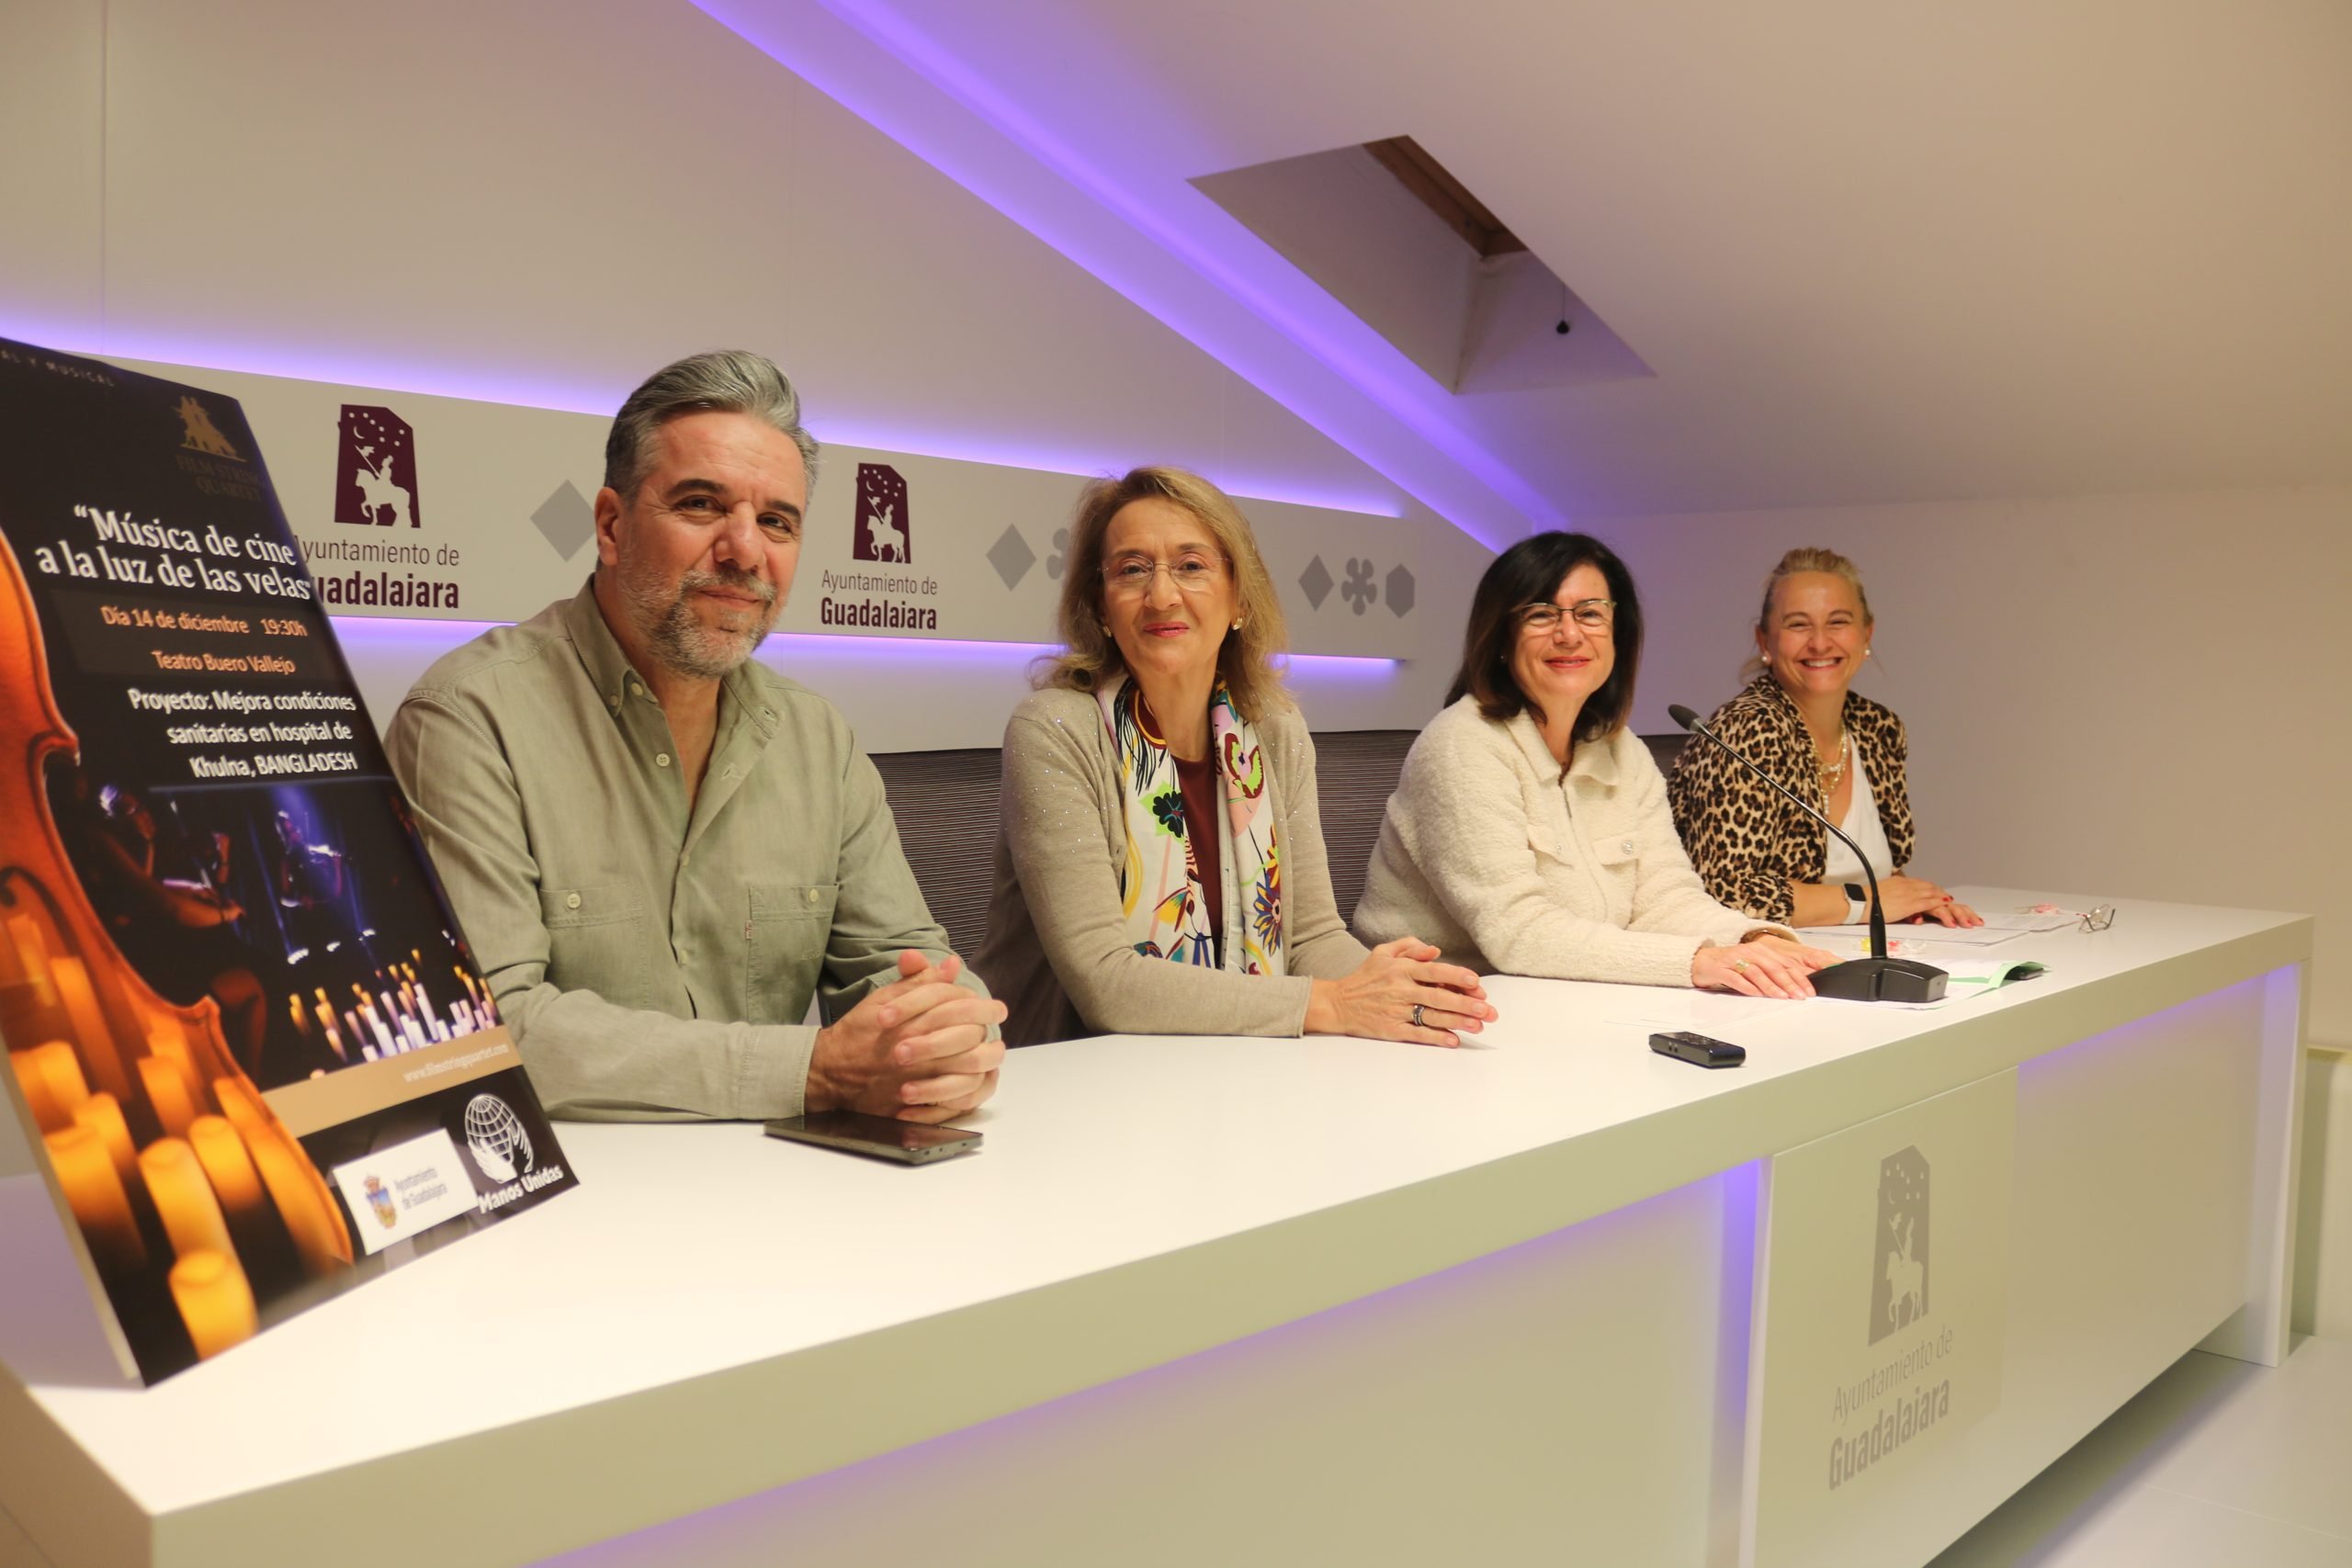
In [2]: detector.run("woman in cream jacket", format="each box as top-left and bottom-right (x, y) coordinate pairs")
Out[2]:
(1353, 532), (1834, 998)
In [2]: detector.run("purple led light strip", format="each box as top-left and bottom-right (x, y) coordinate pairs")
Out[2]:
(691, 0), (1552, 547)
(0, 331), (1406, 522)
(327, 617), (1398, 671)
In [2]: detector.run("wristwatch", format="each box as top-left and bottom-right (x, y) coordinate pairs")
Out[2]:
(1843, 883), (1870, 924)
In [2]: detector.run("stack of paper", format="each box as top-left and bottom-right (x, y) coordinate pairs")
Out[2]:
(1814, 908), (2076, 947)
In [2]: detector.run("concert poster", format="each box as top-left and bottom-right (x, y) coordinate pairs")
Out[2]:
(0, 337), (575, 1384)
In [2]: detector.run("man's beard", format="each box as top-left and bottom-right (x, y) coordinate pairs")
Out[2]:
(620, 564), (780, 680)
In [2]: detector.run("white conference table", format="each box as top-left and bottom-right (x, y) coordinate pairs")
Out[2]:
(0, 888), (2310, 1568)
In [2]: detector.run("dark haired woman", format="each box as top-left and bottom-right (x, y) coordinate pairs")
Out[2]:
(1352, 533), (1835, 998)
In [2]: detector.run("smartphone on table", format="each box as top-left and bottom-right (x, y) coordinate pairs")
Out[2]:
(1648, 1032), (1746, 1069)
(764, 1109), (983, 1164)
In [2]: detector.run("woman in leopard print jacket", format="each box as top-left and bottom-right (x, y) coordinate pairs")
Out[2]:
(1667, 548), (1980, 930)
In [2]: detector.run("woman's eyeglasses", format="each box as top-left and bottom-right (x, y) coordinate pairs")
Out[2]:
(1102, 554), (1228, 596)
(1513, 599), (1615, 635)
(2022, 903), (2117, 932)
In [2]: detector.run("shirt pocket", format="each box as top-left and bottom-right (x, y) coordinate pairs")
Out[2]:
(540, 883), (648, 998)
(1591, 832), (1641, 870)
(1589, 830), (1643, 921)
(745, 882), (838, 1025)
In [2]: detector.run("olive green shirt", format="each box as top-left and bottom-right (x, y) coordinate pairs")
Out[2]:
(386, 581), (980, 1121)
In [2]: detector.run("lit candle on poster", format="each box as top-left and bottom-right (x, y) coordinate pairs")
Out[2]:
(49, 957), (111, 1055)
(4, 913), (51, 987)
(355, 988), (394, 1054)
(169, 1250), (257, 1360)
(187, 1115), (265, 1215)
(72, 1092), (139, 1186)
(139, 1137), (236, 1262)
(288, 994), (309, 1039)
(0, 919), (26, 988)
(140, 1055), (198, 1136)
(244, 1130), (345, 1278)
(143, 1026), (205, 1111)
(29, 1040), (91, 1117)
(45, 1124), (146, 1272)
(11, 1047), (64, 1133)
(0, 983), (62, 1072)
(211, 1075), (261, 1128)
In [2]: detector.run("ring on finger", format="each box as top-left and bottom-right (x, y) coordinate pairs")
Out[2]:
(1410, 1003), (1426, 1029)
(1732, 958), (1750, 973)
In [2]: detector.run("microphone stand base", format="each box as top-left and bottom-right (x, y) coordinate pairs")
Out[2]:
(1811, 957), (1949, 1004)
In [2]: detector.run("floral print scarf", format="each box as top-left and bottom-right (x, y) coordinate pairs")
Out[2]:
(1096, 672), (1284, 976)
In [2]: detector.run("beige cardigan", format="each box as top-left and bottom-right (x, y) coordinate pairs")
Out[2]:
(977, 686), (1371, 1047)
(1352, 697), (1781, 986)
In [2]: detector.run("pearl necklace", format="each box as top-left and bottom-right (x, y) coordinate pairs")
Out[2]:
(1816, 729), (1850, 792)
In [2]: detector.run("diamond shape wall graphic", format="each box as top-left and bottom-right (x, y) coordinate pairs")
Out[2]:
(532, 480), (595, 558)
(1298, 555), (1334, 610)
(988, 525), (1036, 589)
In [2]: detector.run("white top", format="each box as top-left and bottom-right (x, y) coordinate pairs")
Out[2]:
(0, 890), (2312, 1568)
(1821, 748), (1895, 887)
(1351, 701), (1779, 987)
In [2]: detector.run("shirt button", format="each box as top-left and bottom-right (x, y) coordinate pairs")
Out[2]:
(628, 681), (643, 697)
(805, 887), (820, 904)
(656, 752), (672, 768)
(1622, 840), (1635, 854)
(565, 892), (582, 909)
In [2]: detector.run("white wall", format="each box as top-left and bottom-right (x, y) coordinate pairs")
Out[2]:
(0, 0), (1490, 748)
(1596, 484), (2352, 1046)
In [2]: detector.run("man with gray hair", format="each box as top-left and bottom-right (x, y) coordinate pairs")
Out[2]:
(388, 350), (1004, 1122)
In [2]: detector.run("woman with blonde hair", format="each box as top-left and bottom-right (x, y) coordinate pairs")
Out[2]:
(977, 466), (1495, 1046)
(1667, 547), (1979, 928)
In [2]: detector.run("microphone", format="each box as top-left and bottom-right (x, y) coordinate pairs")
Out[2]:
(1667, 704), (1946, 1004)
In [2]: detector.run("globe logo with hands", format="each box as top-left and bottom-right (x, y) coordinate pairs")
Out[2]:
(463, 1094), (534, 1183)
